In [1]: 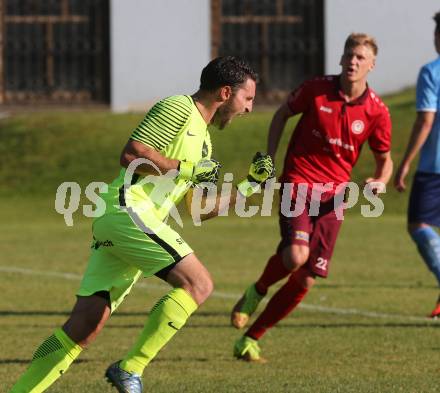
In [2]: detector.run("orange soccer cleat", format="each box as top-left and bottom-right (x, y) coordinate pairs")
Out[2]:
(428, 296), (440, 319)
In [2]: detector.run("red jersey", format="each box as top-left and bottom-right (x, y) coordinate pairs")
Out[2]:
(281, 75), (391, 187)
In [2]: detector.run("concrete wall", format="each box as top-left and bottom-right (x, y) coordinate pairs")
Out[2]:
(110, 0), (210, 112)
(110, 1), (440, 110)
(325, 0), (440, 95)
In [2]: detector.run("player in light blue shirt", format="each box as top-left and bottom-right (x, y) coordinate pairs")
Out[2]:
(395, 11), (440, 318)
(416, 57), (440, 172)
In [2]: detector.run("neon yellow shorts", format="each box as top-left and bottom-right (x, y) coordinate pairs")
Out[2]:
(77, 209), (193, 311)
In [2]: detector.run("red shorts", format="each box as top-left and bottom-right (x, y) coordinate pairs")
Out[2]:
(277, 186), (343, 278)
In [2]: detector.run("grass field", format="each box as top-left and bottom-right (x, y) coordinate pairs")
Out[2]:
(2, 89), (440, 392)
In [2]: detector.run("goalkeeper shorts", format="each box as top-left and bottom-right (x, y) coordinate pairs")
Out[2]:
(77, 209), (193, 312)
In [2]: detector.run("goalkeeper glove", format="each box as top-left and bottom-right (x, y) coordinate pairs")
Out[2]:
(179, 158), (221, 186)
(237, 152), (275, 197)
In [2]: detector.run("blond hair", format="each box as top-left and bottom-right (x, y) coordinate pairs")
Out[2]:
(344, 33), (378, 56)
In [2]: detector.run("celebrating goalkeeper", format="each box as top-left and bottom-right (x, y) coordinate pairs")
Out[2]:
(10, 56), (274, 393)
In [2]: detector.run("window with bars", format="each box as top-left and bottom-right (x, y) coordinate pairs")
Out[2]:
(0, 0), (109, 104)
(211, 0), (324, 102)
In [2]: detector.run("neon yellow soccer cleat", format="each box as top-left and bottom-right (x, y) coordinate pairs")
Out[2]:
(233, 336), (267, 363)
(231, 283), (265, 329)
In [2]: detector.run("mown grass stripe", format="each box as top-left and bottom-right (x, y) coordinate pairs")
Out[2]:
(0, 265), (435, 323)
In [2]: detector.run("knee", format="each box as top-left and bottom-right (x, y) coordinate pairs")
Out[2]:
(283, 246), (310, 271)
(408, 223), (429, 238)
(166, 255), (214, 306)
(198, 277), (214, 303)
(182, 275), (214, 306)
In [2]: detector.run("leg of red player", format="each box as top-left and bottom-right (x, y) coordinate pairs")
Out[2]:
(245, 267), (315, 340)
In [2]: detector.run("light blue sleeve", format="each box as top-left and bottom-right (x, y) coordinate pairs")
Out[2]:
(416, 65), (438, 112)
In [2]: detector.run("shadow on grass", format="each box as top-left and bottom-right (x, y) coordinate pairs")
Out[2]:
(4, 310), (438, 330)
(0, 359), (91, 365)
(106, 323), (233, 329)
(8, 320), (437, 330)
(4, 321), (439, 331)
(316, 283), (438, 289)
(152, 357), (209, 363)
(0, 310), (229, 317)
(275, 322), (440, 329)
(0, 311), (71, 316)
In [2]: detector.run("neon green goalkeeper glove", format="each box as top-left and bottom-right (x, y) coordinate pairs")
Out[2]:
(179, 158), (222, 186)
(237, 152), (275, 197)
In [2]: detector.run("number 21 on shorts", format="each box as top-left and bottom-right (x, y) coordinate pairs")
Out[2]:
(316, 257), (328, 271)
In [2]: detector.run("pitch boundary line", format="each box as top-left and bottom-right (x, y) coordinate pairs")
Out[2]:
(0, 265), (435, 323)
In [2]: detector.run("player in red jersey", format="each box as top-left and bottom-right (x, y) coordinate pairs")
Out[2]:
(231, 33), (393, 362)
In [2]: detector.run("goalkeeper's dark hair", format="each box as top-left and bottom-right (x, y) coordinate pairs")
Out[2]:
(200, 56), (258, 92)
(434, 11), (440, 35)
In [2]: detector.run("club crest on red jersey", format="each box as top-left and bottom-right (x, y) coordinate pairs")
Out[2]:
(351, 120), (365, 135)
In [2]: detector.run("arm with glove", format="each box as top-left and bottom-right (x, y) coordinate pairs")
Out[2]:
(185, 152), (275, 221)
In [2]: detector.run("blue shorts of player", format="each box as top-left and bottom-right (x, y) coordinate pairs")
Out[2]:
(408, 171), (440, 286)
(408, 171), (440, 227)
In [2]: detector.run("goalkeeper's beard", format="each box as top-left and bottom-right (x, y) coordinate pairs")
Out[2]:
(212, 99), (236, 130)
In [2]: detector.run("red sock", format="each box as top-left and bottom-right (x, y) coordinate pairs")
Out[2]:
(255, 253), (291, 295)
(246, 270), (309, 340)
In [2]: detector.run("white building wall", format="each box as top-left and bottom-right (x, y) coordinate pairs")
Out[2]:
(110, 0), (210, 112)
(325, 0), (440, 94)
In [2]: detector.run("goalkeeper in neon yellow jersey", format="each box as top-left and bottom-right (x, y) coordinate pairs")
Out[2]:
(10, 56), (274, 393)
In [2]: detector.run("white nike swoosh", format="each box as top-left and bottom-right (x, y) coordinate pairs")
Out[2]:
(187, 131), (196, 136)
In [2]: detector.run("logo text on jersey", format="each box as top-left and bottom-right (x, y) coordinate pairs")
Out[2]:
(327, 137), (354, 152)
(93, 239), (114, 249)
(319, 105), (332, 114)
